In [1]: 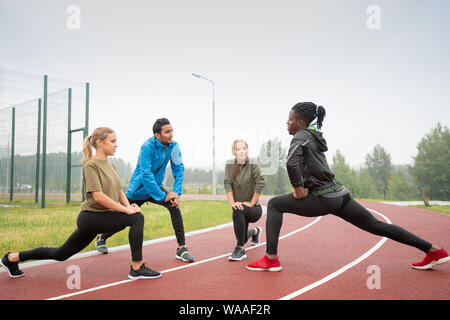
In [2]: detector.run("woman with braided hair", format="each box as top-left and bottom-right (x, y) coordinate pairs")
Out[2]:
(246, 102), (448, 272)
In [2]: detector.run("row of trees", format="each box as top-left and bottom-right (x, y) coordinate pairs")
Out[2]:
(331, 149), (418, 201)
(3, 123), (448, 204)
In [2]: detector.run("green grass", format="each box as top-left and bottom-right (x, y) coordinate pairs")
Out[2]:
(352, 199), (450, 216)
(410, 205), (450, 216)
(0, 200), (231, 256)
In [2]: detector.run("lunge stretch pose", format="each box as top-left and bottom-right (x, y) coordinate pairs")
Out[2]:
(246, 102), (449, 272)
(96, 118), (194, 263)
(1, 127), (161, 279)
(224, 140), (265, 261)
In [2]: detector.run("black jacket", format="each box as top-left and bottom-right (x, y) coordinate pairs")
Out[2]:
(286, 128), (336, 191)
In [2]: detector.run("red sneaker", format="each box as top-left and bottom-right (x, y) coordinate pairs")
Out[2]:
(411, 248), (450, 270)
(246, 255), (282, 272)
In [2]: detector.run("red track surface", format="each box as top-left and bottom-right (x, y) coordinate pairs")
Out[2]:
(1, 197), (449, 300)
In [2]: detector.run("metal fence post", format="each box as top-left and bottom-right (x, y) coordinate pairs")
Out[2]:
(66, 88), (72, 203)
(81, 82), (89, 202)
(85, 82), (89, 136)
(35, 99), (41, 204)
(9, 107), (15, 201)
(41, 75), (48, 208)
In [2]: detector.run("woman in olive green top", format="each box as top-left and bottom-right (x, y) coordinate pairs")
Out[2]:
(1, 127), (161, 280)
(224, 140), (265, 261)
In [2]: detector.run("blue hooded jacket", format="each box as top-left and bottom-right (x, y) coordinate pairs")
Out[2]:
(126, 136), (184, 202)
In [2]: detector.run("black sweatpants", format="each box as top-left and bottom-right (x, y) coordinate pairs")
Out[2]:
(233, 204), (263, 247)
(100, 195), (186, 247)
(266, 192), (432, 255)
(19, 210), (145, 262)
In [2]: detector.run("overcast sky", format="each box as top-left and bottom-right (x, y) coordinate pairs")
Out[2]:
(1, 0), (449, 170)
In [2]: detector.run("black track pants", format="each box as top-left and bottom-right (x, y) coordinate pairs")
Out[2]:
(19, 210), (145, 262)
(266, 193), (432, 255)
(232, 205), (263, 247)
(101, 196), (186, 247)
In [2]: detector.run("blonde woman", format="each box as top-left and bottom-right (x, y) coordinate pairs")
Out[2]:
(224, 140), (265, 261)
(1, 127), (161, 280)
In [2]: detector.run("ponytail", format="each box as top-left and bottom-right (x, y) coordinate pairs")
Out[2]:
(82, 127), (115, 166)
(82, 135), (93, 166)
(315, 105), (326, 130)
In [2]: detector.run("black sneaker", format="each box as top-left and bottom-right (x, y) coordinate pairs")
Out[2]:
(251, 227), (262, 245)
(176, 247), (194, 262)
(96, 236), (108, 254)
(1, 253), (25, 278)
(128, 263), (162, 280)
(229, 246), (247, 261)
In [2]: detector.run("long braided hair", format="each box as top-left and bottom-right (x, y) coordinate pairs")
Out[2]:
(291, 102), (326, 130)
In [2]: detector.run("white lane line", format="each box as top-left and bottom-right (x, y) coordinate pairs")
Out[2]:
(47, 216), (322, 300)
(279, 209), (391, 300)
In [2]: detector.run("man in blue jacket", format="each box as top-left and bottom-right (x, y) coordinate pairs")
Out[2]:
(96, 118), (194, 263)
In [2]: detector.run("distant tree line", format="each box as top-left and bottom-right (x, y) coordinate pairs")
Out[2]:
(1, 152), (133, 194)
(3, 123), (448, 205)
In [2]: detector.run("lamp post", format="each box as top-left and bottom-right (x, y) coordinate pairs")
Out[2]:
(192, 73), (216, 195)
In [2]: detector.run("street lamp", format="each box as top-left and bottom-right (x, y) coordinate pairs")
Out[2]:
(192, 73), (216, 195)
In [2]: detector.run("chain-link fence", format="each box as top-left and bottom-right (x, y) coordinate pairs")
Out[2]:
(0, 69), (89, 207)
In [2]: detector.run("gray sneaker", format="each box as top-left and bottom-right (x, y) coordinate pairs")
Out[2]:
(229, 246), (247, 261)
(251, 227), (262, 245)
(176, 247), (194, 262)
(128, 263), (162, 280)
(95, 236), (108, 254)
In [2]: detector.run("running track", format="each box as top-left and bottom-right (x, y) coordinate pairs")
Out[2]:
(1, 196), (449, 300)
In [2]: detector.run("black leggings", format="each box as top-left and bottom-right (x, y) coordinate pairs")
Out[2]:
(266, 193), (432, 255)
(100, 196), (186, 247)
(233, 205), (263, 247)
(19, 210), (145, 262)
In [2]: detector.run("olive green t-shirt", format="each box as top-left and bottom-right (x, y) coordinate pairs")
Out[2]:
(81, 159), (122, 212)
(223, 158), (265, 203)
